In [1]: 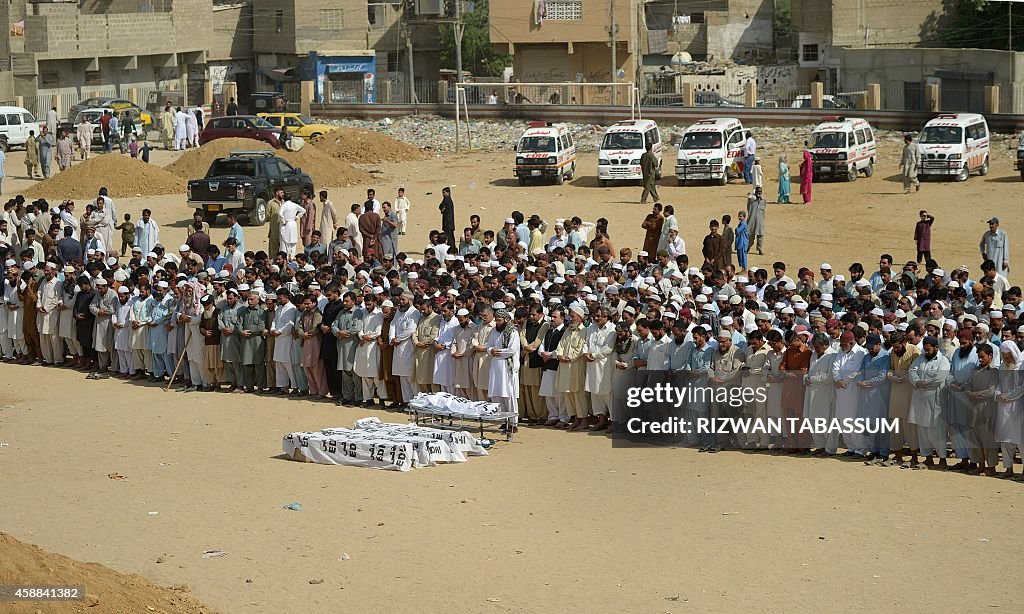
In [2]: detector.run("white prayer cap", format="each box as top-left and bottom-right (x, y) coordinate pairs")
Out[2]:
(1018, 324), (1024, 334)
(456, 308), (470, 316)
(743, 284), (756, 293)
(882, 324), (896, 333)
(466, 266), (478, 275)
(131, 246), (142, 253)
(596, 276), (608, 284)
(701, 287), (713, 296)
(820, 263), (832, 270)
(381, 299), (394, 308)
(695, 294), (707, 304)
(564, 271), (575, 277)
(444, 254), (456, 261)
(670, 270), (683, 279)
(372, 286), (384, 295)
(554, 277), (565, 284)
(960, 313), (979, 324)
(252, 280), (264, 288)
(548, 297), (561, 304)
(86, 249), (96, 256)
(729, 295), (742, 305)
(718, 329), (732, 339)
(947, 280), (960, 288)
(736, 276), (749, 284)
(977, 322), (990, 333)
(606, 286), (619, 295)
(833, 275), (846, 282)
(117, 286), (129, 294)
(527, 266), (538, 273)
(541, 281), (552, 290)
(933, 268), (945, 276)
(407, 272), (419, 279)
(715, 294), (728, 302)
(237, 283), (250, 291)
(784, 281), (796, 291)
(63, 265), (75, 274)
(114, 270), (129, 282)
(990, 310), (1003, 319)
(446, 289), (458, 296)
(794, 301), (808, 310)
(821, 293), (833, 302)
(664, 311), (677, 319)
(3, 259), (14, 267)
(415, 259), (425, 265)
(612, 263), (623, 270)
(302, 264), (315, 272)
(854, 279), (870, 288)
(638, 251), (649, 257)
(820, 301), (833, 309)
(781, 306), (795, 315)
(217, 270), (230, 279)
(944, 319), (957, 329)
(179, 244), (190, 252)
(569, 305), (586, 319)
(145, 251), (157, 259)
(897, 322), (909, 331)
(773, 301), (786, 310)
(489, 261), (499, 268)
(104, 257), (116, 267)
(227, 287), (239, 295)
(493, 301), (507, 309)
(42, 261), (57, 269)
(581, 286), (593, 293)
(505, 217), (515, 224)
(21, 262), (33, 271)
(701, 303), (714, 312)
(681, 287), (693, 296)
(870, 307), (884, 316)
(644, 276), (656, 284)
(309, 282), (321, 289)
(720, 316), (734, 326)
(894, 309), (906, 319)
(157, 280), (169, 289)
(95, 277), (107, 285)
(637, 283), (649, 291)
(585, 293), (598, 302)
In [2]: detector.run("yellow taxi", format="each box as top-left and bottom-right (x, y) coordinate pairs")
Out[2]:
(257, 113), (333, 138)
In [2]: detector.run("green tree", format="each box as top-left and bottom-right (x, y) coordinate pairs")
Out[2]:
(439, 0), (511, 77)
(941, 0), (1022, 50)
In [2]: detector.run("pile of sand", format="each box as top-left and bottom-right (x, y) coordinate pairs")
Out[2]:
(0, 532), (216, 614)
(23, 156), (186, 199)
(310, 128), (430, 164)
(164, 138), (375, 188)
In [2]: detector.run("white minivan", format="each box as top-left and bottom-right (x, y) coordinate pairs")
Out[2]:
(0, 105), (40, 150)
(809, 116), (877, 182)
(918, 113), (990, 182)
(597, 119), (662, 186)
(674, 117), (749, 186)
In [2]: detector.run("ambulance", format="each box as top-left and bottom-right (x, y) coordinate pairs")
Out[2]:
(917, 113), (990, 182)
(1016, 133), (1024, 180)
(597, 119), (662, 186)
(809, 116), (877, 182)
(514, 122), (577, 185)
(673, 117), (749, 186)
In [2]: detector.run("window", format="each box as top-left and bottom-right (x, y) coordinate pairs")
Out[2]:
(801, 44), (819, 63)
(213, 118), (232, 129)
(321, 8), (344, 30)
(275, 9), (284, 33)
(85, 71), (102, 85)
(6, 114), (21, 126)
(0, 115), (7, 126)
(284, 116), (301, 127)
(855, 129), (866, 145)
(41, 72), (59, 87)
(545, 0), (582, 20)
(864, 127), (874, 142)
(386, 51), (399, 73)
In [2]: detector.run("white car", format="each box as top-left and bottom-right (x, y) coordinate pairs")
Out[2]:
(790, 95), (851, 109)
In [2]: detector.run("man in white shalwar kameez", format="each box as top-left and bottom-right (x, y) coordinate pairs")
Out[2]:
(90, 279), (117, 372)
(908, 336), (951, 468)
(355, 294), (388, 405)
(184, 107), (198, 148)
(487, 307), (521, 424)
(174, 108), (189, 150)
(36, 263), (62, 365)
(278, 198), (306, 258)
(129, 285), (151, 376)
(432, 303), (458, 393)
(831, 331), (867, 454)
(584, 307), (616, 431)
(803, 333), (837, 454)
(270, 289), (298, 392)
(112, 287), (134, 375)
(389, 292), (420, 403)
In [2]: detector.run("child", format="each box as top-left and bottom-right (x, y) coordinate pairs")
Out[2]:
(116, 213), (135, 257)
(128, 134), (140, 159)
(735, 211), (750, 270)
(721, 214), (735, 270)
(751, 156), (764, 189)
(914, 210), (934, 263)
(140, 140), (153, 164)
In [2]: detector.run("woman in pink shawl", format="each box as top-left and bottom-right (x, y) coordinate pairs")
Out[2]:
(799, 140), (813, 204)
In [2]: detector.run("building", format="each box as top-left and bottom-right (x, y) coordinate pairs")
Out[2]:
(791, 0), (951, 88)
(0, 0), (213, 118)
(251, 0), (441, 105)
(643, 0), (773, 65)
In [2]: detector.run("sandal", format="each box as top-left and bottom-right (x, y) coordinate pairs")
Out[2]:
(912, 462), (928, 470)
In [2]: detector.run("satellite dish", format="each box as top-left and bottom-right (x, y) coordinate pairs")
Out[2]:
(670, 52), (693, 65)
(616, 69), (626, 79)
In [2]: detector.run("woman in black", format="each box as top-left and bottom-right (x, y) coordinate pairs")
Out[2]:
(73, 276), (97, 371)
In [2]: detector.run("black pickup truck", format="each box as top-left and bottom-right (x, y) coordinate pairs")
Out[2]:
(186, 150), (313, 226)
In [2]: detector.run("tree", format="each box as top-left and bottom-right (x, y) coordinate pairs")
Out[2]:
(940, 0), (1022, 50)
(439, 0), (511, 77)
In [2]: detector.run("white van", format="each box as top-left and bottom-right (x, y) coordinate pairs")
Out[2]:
(809, 116), (877, 182)
(674, 117), (748, 186)
(514, 121), (577, 185)
(1015, 133), (1024, 180)
(918, 113), (990, 182)
(597, 119), (662, 186)
(0, 105), (40, 149)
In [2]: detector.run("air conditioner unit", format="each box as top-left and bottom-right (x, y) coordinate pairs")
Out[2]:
(416, 0), (443, 16)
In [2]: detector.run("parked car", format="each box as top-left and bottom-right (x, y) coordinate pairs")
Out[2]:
(694, 91), (744, 107)
(60, 108), (146, 148)
(68, 97), (153, 126)
(789, 95), (852, 109)
(248, 92), (288, 114)
(187, 150), (313, 226)
(198, 115), (283, 148)
(257, 113), (333, 139)
(0, 105), (40, 150)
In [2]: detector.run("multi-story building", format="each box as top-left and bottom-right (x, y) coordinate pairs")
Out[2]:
(0, 0), (213, 117)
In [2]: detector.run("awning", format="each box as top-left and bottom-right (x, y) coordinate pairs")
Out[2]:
(259, 66), (296, 81)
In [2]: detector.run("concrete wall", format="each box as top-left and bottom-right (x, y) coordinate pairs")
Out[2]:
(490, 0), (635, 47)
(209, 2), (253, 62)
(704, 0), (773, 61)
(840, 47), (1024, 90)
(792, 0), (949, 47)
(253, 0), (369, 55)
(251, 0), (297, 55)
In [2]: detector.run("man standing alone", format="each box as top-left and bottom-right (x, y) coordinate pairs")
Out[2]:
(981, 217), (1010, 280)
(746, 186), (766, 257)
(639, 142), (660, 205)
(439, 186), (455, 247)
(900, 134), (921, 194)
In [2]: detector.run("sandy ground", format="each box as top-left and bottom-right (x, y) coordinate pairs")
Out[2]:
(2, 139), (1024, 613)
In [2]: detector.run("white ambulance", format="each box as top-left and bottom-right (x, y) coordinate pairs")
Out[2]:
(809, 116), (877, 182)
(673, 117), (749, 186)
(597, 119), (662, 186)
(514, 121), (578, 185)
(917, 113), (990, 182)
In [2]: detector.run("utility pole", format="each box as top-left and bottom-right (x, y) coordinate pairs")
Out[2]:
(609, 0), (618, 105)
(454, 0), (464, 84)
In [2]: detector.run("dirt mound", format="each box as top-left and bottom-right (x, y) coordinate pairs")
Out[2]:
(164, 138), (375, 188)
(23, 155), (186, 199)
(0, 532), (217, 614)
(310, 127), (430, 164)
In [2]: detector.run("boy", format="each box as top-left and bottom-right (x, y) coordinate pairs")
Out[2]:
(721, 214), (735, 270)
(116, 213), (135, 256)
(735, 211), (750, 270)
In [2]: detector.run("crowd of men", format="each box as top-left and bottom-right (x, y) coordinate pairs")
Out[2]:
(1, 185), (1023, 479)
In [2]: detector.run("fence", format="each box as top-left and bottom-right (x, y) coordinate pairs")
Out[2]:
(453, 82), (637, 108)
